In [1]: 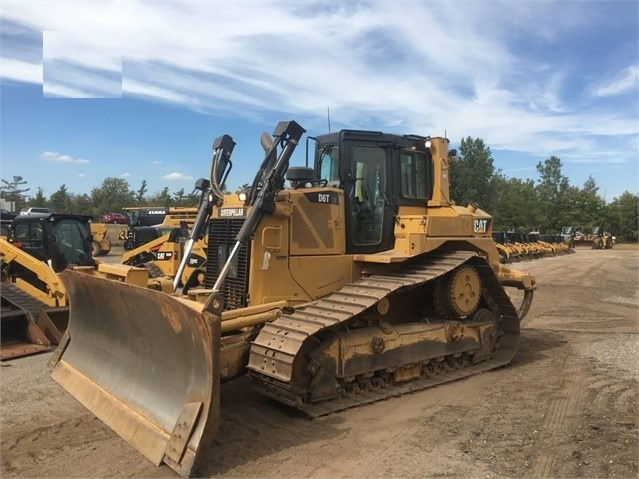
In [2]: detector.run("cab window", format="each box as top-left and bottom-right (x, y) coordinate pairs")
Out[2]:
(318, 146), (340, 187)
(13, 222), (43, 248)
(351, 146), (386, 245)
(51, 220), (92, 268)
(400, 150), (431, 199)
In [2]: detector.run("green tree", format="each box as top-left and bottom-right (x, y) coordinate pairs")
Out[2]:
(185, 190), (201, 205)
(535, 156), (570, 232)
(173, 188), (186, 205)
(49, 184), (73, 213)
(91, 177), (135, 216)
(607, 191), (638, 242)
(135, 180), (148, 204)
(148, 187), (172, 206)
(449, 137), (500, 212)
(72, 193), (93, 216)
(557, 185), (584, 228)
(492, 177), (538, 231)
(558, 177), (606, 231)
(0, 176), (30, 211)
(31, 187), (48, 207)
(235, 183), (251, 195)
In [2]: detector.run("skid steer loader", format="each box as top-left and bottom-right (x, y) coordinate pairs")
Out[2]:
(51, 121), (535, 478)
(1, 214), (95, 359)
(120, 225), (207, 287)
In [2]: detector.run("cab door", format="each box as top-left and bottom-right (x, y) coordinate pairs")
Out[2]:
(341, 141), (395, 254)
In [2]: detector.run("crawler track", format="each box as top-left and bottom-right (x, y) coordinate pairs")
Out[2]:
(248, 250), (520, 416)
(1, 283), (55, 359)
(1, 283), (50, 319)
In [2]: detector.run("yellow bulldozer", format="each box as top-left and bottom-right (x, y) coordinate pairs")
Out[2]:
(50, 122), (536, 478)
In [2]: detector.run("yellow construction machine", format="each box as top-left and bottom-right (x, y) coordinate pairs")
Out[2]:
(529, 229), (572, 256)
(562, 225), (614, 249)
(120, 227), (207, 288)
(89, 223), (112, 256)
(0, 214), (95, 359)
(119, 206), (199, 250)
(51, 122), (536, 478)
(119, 166), (235, 289)
(492, 231), (522, 262)
(588, 225), (615, 249)
(0, 212), (178, 360)
(123, 205), (199, 228)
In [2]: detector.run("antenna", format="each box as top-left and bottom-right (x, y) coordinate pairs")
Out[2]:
(327, 106), (331, 133)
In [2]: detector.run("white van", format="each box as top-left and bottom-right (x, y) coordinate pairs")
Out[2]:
(19, 207), (56, 216)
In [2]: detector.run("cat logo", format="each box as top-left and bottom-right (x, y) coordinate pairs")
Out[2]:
(473, 218), (490, 234)
(218, 208), (246, 217)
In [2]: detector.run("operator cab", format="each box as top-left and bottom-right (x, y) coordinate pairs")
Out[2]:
(9, 214), (93, 272)
(314, 130), (434, 254)
(124, 207), (170, 227)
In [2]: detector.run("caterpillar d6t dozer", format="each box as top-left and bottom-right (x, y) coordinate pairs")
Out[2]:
(51, 121), (536, 478)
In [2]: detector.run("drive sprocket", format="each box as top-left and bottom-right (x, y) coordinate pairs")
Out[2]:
(437, 264), (481, 318)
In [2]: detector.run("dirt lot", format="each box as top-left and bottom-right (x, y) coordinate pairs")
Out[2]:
(2, 247), (637, 478)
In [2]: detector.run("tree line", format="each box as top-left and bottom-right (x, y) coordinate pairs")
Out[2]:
(2, 137), (637, 241)
(449, 137), (637, 242)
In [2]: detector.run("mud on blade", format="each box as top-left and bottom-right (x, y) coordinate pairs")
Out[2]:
(51, 270), (220, 478)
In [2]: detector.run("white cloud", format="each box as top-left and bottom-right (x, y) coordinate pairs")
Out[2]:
(162, 172), (193, 181)
(43, 30), (122, 72)
(41, 151), (90, 164)
(0, 57), (42, 84)
(3, 1), (637, 173)
(120, 172), (130, 178)
(42, 31), (122, 98)
(593, 66), (639, 98)
(43, 83), (98, 98)
(123, 78), (197, 107)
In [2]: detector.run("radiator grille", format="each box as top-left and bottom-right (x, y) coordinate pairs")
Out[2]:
(205, 218), (250, 311)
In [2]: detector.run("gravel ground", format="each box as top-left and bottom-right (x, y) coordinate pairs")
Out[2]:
(1, 247), (637, 479)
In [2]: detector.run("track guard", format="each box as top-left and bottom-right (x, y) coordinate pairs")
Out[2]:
(51, 270), (220, 478)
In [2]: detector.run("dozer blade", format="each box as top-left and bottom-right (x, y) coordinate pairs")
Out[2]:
(50, 270), (220, 478)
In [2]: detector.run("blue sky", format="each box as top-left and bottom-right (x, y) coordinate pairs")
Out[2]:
(1, 1), (637, 202)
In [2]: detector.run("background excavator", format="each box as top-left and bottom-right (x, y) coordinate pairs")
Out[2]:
(51, 121), (535, 478)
